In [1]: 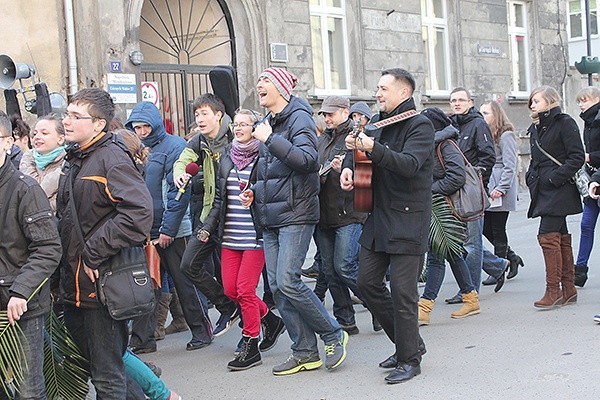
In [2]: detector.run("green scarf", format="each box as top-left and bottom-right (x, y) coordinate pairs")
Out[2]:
(33, 146), (65, 170)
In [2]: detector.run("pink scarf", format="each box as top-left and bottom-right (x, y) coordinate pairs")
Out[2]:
(230, 138), (260, 170)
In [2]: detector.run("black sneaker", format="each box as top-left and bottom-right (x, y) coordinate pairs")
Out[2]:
(214, 308), (240, 337)
(130, 343), (157, 354)
(340, 324), (360, 336)
(301, 263), (320, 279)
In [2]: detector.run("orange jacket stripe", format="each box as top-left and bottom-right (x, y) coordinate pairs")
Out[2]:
(81, 176), (121, 203)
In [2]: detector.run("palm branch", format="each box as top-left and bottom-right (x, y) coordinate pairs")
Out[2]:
(429, 193), (467, 258)
(43, 308), (89, 400)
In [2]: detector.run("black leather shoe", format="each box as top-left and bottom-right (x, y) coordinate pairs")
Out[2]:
(482, 275), (497, 286)
(378, 344), (426, 369)
(379, 354), (397, 369)
(444, 293), (462, 304)
(186, 339), (212, 351)
(494, 262), (509, 293)
(385, 364), (421, 384)
(130, 344), (157, 354)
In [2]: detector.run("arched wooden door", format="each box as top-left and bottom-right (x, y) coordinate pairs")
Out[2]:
(139, 0), (235, 136)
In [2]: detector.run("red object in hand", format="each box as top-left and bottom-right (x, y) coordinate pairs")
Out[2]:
(239, 181), (248, 191)
(185, 163), (200, 176)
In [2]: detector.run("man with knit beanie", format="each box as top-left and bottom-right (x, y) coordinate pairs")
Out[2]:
(240, 67), (348, 375)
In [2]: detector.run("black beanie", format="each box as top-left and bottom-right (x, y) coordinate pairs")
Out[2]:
(421, 107), (452, 131)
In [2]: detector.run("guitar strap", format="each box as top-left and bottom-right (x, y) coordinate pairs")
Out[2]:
(370, 109), (418, 129)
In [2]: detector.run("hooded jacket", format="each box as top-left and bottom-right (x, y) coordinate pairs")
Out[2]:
(57, 132), (153, 308)
(432, 125), (466, 196)
(580, 102), (600, 170)
(451, 107), (496, 186)
(253, 96), (320, 228)
(0, 159), (61, 319)
(126, 102), (192, 239)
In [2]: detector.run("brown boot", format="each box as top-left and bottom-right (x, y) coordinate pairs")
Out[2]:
(418, 298), (434, 326)
(451, 290), (480, 319)
(165, 289), (188, 335)
(154, 292), (172, 340)
(534, 233), (563, 309)
(560, 234), (578, 305)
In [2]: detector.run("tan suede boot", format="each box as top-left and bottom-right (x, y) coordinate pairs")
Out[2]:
(451, 290), (480, 319)
(560, 234), (578, 305)
(534, 233), (563, 309)
(418, 298), (434, 326)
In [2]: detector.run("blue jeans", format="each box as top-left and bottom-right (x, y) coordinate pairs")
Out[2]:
(317, 224), (363, 326)
(11, 314), (46, 399)
(423, 252), (475, 300)
(123, 350), (170, 400)
(482, 248), (508, 279)
(576, 199), (600, 267)
(464, 218), (484, 292)
(64, 305), (131, 399)
(263, 224), (342, 358)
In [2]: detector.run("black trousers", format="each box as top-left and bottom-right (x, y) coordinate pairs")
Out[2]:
(180, 235), (236, 315)
(357, 247), (424, 366)
(158, 237), (212, 343)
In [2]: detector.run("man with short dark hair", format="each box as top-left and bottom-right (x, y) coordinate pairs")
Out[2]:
(445, 87), (497, 303)
(342, 68), (433, 384)
(56, 88), (153, 398)
(0, 109), (61, 398)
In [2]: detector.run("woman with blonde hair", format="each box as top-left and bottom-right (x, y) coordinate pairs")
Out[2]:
(526, 86), (584, 308)
(479, 101), (523, 289)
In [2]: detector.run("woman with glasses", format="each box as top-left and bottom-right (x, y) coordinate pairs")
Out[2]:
(198, 108), (285, 371)
(19, 114), (66, 212)
(526, 86), (584, 309)
(479, 101), (524, 288)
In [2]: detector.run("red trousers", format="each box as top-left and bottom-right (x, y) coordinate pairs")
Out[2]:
(221, 248), (267, 337)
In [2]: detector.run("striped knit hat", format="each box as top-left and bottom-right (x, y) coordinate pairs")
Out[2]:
(259, 67), (298, 102)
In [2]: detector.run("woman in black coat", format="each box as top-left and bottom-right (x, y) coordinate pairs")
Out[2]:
(573, 87), (600, 287)
(526, 86), (584, 309)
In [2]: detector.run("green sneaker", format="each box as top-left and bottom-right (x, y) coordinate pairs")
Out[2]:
(272, 354), (322, 376)
(325, 330), (349, 370)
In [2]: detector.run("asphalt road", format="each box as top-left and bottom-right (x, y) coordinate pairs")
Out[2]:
(140, 192), (600, 400)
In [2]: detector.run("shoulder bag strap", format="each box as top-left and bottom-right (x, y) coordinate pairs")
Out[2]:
(534, 140), (562, 167)
(68, 172), (86, 248)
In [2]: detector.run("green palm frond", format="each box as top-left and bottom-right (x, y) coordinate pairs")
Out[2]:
(43, 308), (89, 400)
(429, 194), (467, 258)
(0, 315), (26, 398)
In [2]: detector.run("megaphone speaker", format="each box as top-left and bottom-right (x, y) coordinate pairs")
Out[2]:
(0, 54), (34, 89)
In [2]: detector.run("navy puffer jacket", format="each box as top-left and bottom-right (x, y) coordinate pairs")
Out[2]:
(253, 96), (320, 228)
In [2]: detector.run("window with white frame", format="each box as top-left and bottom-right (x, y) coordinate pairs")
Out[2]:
(568, 0), (598, 40)
(507, 1), (530, 94)
(421, 0), (451, 93)
(309, 0), (350, 94)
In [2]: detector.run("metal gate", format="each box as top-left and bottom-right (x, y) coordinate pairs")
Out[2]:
(141, 64), (214, 137)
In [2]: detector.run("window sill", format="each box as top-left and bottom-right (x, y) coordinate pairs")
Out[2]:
(507, 93), (529, 104)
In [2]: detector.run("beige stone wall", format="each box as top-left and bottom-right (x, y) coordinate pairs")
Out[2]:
(0, 0), (65, 123)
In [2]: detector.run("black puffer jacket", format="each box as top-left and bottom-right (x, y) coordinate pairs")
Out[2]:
(451, 107), (496, 186)
(0, 159), (61, 319)
(526, 106), (585, 218)
(253, 96), (320, 228)
(317, 118), (367, 229)
(432, 126), (466, 196)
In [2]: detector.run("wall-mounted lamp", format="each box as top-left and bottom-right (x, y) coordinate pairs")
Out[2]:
(129, 50), (144, 66)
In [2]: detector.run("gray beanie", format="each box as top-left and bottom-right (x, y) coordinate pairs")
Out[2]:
(349, 102), (373, 121)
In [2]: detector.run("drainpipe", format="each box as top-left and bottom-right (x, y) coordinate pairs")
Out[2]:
(64, 0), (78, 95)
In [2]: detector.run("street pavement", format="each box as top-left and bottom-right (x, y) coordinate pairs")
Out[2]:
(140, 192), (600, 399)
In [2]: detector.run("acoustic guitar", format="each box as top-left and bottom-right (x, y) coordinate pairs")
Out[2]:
(351, 109), (420, 213)
(352, 120), (373, 212)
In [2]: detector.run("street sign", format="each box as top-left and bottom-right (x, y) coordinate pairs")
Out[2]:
(107, 73), (137, 103)
(141, 81), (160, 109)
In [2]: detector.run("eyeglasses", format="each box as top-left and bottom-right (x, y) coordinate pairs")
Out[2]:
(64, 113), (97, 121)
(450, 98), (471, 104)
(229, 122), (253, 130)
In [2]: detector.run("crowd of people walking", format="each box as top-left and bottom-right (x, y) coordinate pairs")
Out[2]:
(0, 64), (598, 398)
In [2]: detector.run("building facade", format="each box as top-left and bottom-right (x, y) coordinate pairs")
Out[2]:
(0, 0), (579, 139)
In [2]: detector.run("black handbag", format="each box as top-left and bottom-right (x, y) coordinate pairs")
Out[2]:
(68, 171), (155, 320)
